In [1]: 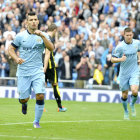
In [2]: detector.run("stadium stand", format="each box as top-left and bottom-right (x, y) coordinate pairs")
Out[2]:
(0, 0), (140, 89)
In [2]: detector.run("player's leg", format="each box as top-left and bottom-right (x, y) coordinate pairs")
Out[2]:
(52, 83), (62, 108)
(120, 77), (129, 120)
(52, 83), (67, 112)
(33, 93), (45, 128)
(121, 90), (129, 120)
(129, 73), (139, 117)
(52, 68), (67, 112)
(19, 98), (29, 114)
(43, 69), (49, 112)
(18, 76), (31, 115)
(130, 85), (138, 117)
(32, 73), (46, 128)
(47, 68), (63, 109)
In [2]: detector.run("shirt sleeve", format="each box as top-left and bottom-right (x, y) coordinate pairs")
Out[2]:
(42, 32), (54, 49)
(11, 33), (21, 48)
(112, 45), (122, 58)
(42, 32), (51, 41)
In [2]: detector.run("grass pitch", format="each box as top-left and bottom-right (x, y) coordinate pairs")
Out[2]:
(0, 98), (140, 140)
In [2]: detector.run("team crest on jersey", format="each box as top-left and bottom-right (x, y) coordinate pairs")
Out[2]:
(134, 45), (138, 50)
(37, 38), (42, 43)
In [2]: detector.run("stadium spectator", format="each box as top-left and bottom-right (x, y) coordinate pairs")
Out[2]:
(93, 41), (104, 64)
(59, 0), (67, 13)
(0, 54), (9, 85)
(59, 54), (73, 87)
(82, 3), (91, 20)
(12, 20), (21, 34)
(78, 20), (89, 40)
(101, 43), (114, 85)
(129, 19), (139, 39)
(54, 46), (62, 67)
(89, 51), (97, 78)
(86, 16), (97, 33)
(5, 50), (18, 85)
(75, 55), (92, 88)
(58, 49), (67, 77)
(5, 34), (13, 52)
(3, 25), (16, 40)
(99, 31), (110, 50)
(0, 30), (4, 46)
(0, 44), (5, 55)
(67, 37), (82, 68)
(0, 0), (139, 89)
(69, 22), (78, 38)
(93, 63), (104, 85)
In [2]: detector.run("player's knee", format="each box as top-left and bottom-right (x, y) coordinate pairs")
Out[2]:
(132, 90), (138, 96)
(131, 90), (138, 96)
(19, 98), (29, 104)
(122, 92), (128, 99)
(36, 94), (44, 100)
(122, 94), (128, 99)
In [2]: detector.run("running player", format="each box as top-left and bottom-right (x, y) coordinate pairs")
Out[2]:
(111, 27), (140, 120)
(8, 12), (54, 128)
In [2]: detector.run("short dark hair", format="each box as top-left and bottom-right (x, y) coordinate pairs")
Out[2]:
(124, 27), (132, 34)
(28, 12), (36, 16)
(27, 12), (36, 19)
(48, 23), (57, 31)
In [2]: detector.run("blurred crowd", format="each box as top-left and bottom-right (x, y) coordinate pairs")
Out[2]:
(0, 0), (140, 87)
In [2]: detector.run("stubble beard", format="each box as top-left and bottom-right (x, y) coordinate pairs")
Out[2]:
(126, 39), (132, 44)
(28, 26), (37, 33)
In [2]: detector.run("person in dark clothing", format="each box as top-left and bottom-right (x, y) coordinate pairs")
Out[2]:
(67, 40), (83, 69)
(75, 55), (92, 88)
(44, 23), (67, 112)
(59, 55), (73, 87)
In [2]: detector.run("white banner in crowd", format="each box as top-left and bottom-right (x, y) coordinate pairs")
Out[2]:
(0, 86), (140, 104)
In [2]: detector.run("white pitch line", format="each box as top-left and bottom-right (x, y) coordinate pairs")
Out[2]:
(0, 120), (140, 126)
(0, 135), (33, 138)
(0, 135), (74, 140)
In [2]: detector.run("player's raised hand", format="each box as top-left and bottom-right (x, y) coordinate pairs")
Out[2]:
(16, 58), (25, 64)
(121, 54), (126, 62)
(34, 30), (43, 37)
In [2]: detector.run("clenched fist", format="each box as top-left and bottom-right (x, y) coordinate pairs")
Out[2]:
(16, 58), (25, 64)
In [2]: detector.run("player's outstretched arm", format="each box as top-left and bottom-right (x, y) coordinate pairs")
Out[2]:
(111, 54), (126, 63)
(8, 45), (25, 64)
(44, 48), (50, 73)
(34, 30), (54, 51)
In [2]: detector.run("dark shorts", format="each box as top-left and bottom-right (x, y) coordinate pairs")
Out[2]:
(45, 68), (58, 84)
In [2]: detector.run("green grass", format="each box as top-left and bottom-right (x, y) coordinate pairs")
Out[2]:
(0, 98), (140, 140)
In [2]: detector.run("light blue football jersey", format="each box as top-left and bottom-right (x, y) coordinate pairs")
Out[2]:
(12, 30), (50, 76)
(112, 39), (140, 77)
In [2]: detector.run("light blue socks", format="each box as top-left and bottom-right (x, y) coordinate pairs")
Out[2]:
(121, 97), (128, 113)
(130, 95), (138, 106)
(34, 100), (44, 123)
